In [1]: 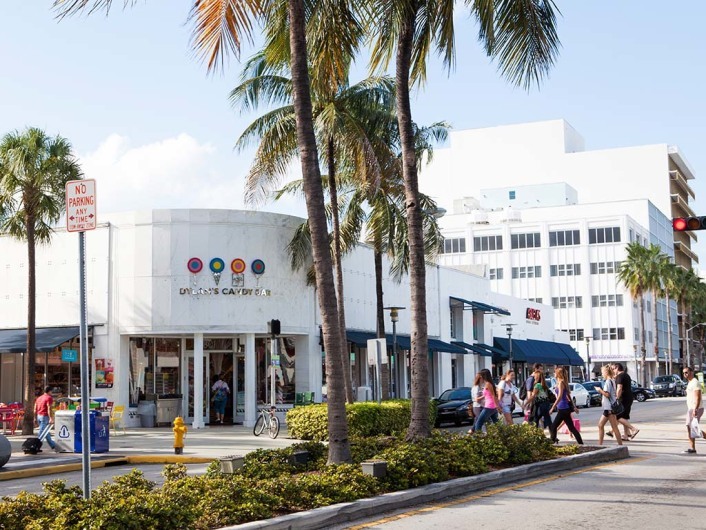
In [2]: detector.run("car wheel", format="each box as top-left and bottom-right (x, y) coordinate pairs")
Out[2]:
(635, 392), (646, 402)
(585, 396), (591, 408)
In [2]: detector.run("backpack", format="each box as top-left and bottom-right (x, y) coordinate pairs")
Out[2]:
(22, 437), (43, 455)
(519, 375), (534, 401)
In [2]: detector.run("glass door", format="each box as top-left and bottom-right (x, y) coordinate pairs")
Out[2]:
(234, 354), (245, 424)
(185, 351), (209, 425)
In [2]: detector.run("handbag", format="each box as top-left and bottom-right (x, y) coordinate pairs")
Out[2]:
(610, 400), (624, 416)
(690, 417), (703, 439)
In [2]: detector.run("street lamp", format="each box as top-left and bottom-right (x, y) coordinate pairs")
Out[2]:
(384, 306), (405, 398)
(501, 323), (517, 372)
(685, 323), (706, 369)
(584, 337), (591, 381)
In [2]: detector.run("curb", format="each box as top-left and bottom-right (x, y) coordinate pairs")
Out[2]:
(223, 446), (630, 530)
(0, 455), (214, 481)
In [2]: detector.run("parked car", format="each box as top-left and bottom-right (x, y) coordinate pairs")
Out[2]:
(650, 374), (687, 397)
(581, 381), (603, 406)
(568, 382), (591, 408)
(631, 381), (656, 402)
(434, 387), (472, 427)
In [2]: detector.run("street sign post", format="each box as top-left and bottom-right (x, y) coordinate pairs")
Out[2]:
(65, 179), (96, 500)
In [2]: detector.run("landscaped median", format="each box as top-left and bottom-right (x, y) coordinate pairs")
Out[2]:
(0, 424), (629, 530)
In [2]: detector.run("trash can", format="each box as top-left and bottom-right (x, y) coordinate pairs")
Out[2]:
(74, 410), (109, 454)
(55, 410), (77, 453)
(137, 400), (156, 428)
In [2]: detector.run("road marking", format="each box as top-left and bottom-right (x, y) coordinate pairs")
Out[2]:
(348, 455), (653, 529)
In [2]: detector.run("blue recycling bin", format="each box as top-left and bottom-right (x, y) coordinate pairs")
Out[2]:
(73, 411), (110, 453)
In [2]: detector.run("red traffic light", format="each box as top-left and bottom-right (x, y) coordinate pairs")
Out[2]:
(673, 217), (706, 231)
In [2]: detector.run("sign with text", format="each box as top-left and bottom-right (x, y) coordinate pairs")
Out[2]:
(66, 179), (97, 232)
(61, 348), (78, 362)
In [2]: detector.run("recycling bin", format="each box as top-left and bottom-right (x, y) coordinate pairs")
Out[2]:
(56, 410), (109, 453)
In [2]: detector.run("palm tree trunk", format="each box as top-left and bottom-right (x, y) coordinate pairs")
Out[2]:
(639, 294), (647, 387)
(652, 289), (659, 377)
(666, 290), (673, 375)
(374, 242), (386, 396)
(22, 216), (37, 435)
(396, 9), (430, 440)
(288, 0), (350, 463)
(327, 137), (354, 404)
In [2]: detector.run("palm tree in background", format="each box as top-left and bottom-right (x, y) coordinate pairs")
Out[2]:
(660, 260), (679, 375)
(0, 127), (82, 434)
(55, 0), (354, 463)
(618, 242), (650, 386)
(673, 266), (702, 368)
(643, 244), (669, 375)
(367, 0), (561, 439)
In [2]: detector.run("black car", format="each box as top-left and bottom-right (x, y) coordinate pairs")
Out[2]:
(650, 375), (687, 397)
(631, 381), (656, 402)
(434, 387), (472, 427)
(581, 381), (603, 406)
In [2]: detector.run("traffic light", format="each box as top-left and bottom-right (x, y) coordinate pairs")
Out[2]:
(673, 217), (706, 231)
(269, 319), (281, 336)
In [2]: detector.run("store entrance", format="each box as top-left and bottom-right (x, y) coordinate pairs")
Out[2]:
(207, 352), (233, 425)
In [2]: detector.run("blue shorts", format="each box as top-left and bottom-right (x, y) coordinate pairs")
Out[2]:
(502, 404), (512, 414)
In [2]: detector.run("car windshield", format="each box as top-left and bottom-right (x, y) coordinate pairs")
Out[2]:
(653, 376), (671, 383)
(438, 388), (471, 401)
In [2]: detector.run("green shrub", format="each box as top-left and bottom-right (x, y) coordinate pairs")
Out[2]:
(377, 436), (450, 490)
(487, 423), (555, 465)
(554, 444), (581, 456)
(350, 435), (399, 463)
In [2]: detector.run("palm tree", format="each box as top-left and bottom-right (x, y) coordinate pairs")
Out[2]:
(673, 266), (701, 368)
(643, 244), (668, 377)
(55, 0), (353, 463)
(661, 260), (679, 375)
(368, 0), (561, 439)
(618, 242), (650, 386)
(0, 127), (82, 434)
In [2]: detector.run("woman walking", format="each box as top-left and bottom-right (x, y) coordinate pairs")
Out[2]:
(597, 365), (623, 445)
(525, 371), (553, 429)
(472, 369), (502, 433)
(497, 370), (523, 425)
(468, 372), (485, 434)
(549, 367), (583, 444)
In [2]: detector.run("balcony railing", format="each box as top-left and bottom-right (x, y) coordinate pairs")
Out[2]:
(670, 170), (695, 199)
(670, 194), (696, 217)
(674, 240), (699, 263)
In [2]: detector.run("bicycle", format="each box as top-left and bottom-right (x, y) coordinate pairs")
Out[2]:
(253, 405), (280, 438)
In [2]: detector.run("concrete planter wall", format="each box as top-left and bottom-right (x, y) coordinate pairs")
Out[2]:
(220, 455), (245, 474)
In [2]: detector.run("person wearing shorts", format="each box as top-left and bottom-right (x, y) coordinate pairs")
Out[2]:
(613, 363), (639, 441)
(596, 365), (623, 446)
(683, 367), (704, 454)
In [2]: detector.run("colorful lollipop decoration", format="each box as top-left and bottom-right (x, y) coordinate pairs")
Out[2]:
(251, 259), (265, 285)
(210, 258), (225, 285)
(231, 258), (246, 287)
(187, 257), (203, 286)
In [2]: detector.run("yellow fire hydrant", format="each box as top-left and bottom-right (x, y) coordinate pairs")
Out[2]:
(173, 416), (187, 455)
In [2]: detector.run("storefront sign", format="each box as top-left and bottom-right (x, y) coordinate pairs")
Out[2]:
(179, 287), (271, 296)
(94, 358), (114, 389)
(62, 348), (78, 362)
(181, 257), (272, 297)
(525, 308), (541, 322)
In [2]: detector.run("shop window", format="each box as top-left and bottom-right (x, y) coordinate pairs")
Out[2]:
(129, 337), (181, 405)
(256, 337), (296, 405)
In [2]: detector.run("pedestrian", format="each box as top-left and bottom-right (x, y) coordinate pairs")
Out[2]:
(34, 386), (58, 451)
(682, 366), (705, 454)
(525, 371), (553, 429)
(521, 363), (543, 420)
(467, 372), (485, 434)
(613, 363), (639, 441)
(596, 365), (623, 445)
(549, 367), (583, 444)
(472, 369), (502, 433)
(497, 370), (523, 425)
(211, 374), (230, 424)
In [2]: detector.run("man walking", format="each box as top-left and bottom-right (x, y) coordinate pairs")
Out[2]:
(683, 367), (704, 454)
(34, 386), (57, 451)
(614, 363), (639, 441)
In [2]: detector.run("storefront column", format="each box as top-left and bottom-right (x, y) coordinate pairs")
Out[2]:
(193, 333), (205, 429)
(244, 333), (256, 428)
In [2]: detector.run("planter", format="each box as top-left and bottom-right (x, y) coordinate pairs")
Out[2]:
(219, 455), (245, 474)
(361, 459), (387, 478)
(289, 450), (310, 466)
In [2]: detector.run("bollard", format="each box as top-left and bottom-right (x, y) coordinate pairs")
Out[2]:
(173, 416), (187, 455)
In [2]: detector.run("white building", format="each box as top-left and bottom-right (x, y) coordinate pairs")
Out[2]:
(421, 120), (697, 380)
(0, 209), (573, 427)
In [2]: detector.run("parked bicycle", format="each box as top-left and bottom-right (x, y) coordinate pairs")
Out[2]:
(253, 405), (280, 438)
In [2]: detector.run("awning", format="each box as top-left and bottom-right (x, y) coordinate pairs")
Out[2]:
(523, 339), (568, 365)
(0, 326), (80, 353)
(452, 341), (492, 357)
(428, 338), (467, 354)
(556, 343), (585, 366)
(450, 296), (511, 316)
(493, 337), (528, 363)
(346, 330), (377, 347)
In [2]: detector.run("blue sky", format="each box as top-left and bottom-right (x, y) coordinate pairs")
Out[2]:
(1, 2), (706, 255)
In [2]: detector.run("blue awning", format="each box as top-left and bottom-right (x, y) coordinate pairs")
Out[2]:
(557, 343), (585, 366)
(428, 338), (467, 354)
(0, 326), (80, 353)
(493, 337), (528, 363)
(523, 339), (569, 365)
(453, 341), (492, 357)
(346, 330), (377, 347)
(450, 296), (511, 316)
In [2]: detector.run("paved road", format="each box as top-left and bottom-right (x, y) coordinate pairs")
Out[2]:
(342, 396), (706, 529)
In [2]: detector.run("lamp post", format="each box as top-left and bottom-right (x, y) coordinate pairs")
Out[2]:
(502, 323), (517, 373)
(584, 337), (591, 381)
(384, 306), (405, 399)
(685, 323), (706, 369)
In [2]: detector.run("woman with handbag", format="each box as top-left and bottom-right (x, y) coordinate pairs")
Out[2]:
(468, 372), (485, 434)
(472, 369), (502, 434)
(597, 365), (623, 445)
(525, 371), (553, 430)
(548, 367), (583, 444)
(497, 370), (523, 425)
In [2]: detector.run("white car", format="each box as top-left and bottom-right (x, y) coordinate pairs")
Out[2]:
(568, 382), (591, 408)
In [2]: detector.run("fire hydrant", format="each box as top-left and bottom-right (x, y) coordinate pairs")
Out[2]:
(173, 416), (187, 455)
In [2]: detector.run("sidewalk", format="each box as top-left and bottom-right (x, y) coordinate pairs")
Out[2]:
(0, 425), (300, 480)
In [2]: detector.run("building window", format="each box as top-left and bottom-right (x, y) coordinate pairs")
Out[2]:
(528, 297), (543, 304)
(550, 263), (582, 276)
(588, 227), (621, 244)
(591, 294), (624, 307)
(590, 261), (621, 274)
(509, 190), (516, 200)
(592, 328), (626, 340)
(473, 235), (503, 252)
(551, 296), (583, 309)
(450, 307), (455, 338)
(646, 300), (651, 313)
(510, 232), (541, 249)
(549, 229), (580, 247)
(634, 328), (639, 341)
(489, 268), (504, 280)
(648, 331), (653, 343)
(561, 329), (585, 341)
(512, 266), (542, 279)
(442, 237), (467, 254)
